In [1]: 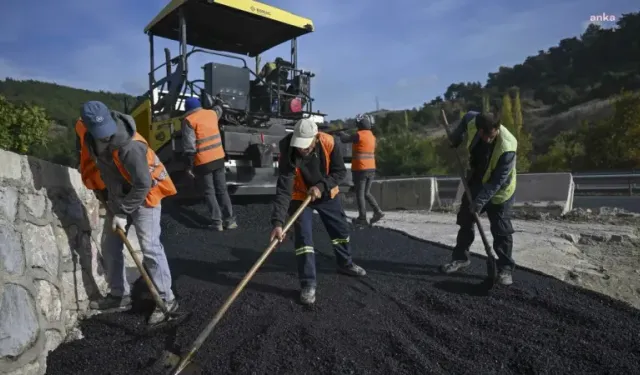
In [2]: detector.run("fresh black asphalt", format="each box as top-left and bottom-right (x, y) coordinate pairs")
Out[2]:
(46, 200), (640, 374)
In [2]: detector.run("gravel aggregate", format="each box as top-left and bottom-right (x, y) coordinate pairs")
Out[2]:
(47, 201), (640, 375)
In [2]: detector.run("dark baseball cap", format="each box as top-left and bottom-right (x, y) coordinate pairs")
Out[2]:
(81, 101), (117, 139)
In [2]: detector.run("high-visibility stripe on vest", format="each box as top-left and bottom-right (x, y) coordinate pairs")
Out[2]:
(185, 109), (225, 166)
(292, 132), (340, 201)
(75, 119), (106, 191)
(112, 133), (177, 208)
(351, 129), (376, 171)
(465, 117), (518, 204)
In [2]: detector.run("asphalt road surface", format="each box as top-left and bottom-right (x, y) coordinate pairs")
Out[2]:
(47, 201), (640, 375)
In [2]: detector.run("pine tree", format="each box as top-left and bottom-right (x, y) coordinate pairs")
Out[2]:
(511, 88), (532, 171)
(500, 93), (514, 132)
(512, 88), (523, 136)
(482, 92), (491, 113)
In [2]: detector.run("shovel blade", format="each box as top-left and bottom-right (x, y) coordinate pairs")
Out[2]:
(150, 350), (204, 375)
(484, 257), (498, 288)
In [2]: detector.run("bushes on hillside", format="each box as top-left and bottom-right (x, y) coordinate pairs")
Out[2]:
(532, 91), (640, 171)
(0, 95), (50, 154)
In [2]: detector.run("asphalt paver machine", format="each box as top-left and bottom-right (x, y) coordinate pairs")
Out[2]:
(128, 0), (353, 196)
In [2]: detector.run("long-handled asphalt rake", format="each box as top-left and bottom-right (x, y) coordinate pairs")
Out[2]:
(151, 195), (313, 375)
(440, 110), (498, 288)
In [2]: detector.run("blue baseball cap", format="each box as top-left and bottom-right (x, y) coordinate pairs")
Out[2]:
(184, 97), (201, 112)
(81, 101), (117, 139)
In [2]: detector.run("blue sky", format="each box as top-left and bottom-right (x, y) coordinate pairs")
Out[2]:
(0, 0), (636, 120)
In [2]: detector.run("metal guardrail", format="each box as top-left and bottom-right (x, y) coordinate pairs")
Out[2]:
(376, 172), (639, 196)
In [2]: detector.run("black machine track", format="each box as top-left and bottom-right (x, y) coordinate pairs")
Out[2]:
(47, 201), (640, 374)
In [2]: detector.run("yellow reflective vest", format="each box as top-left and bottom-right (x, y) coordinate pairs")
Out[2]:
(465, 117), (518, 204)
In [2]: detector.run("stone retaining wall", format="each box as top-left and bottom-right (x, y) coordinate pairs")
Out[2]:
(0, 149), (142, 375)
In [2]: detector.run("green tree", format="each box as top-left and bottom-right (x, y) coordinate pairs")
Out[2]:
(531, 130), (585, 172)
(582, 91), (640, 169)
(30, 127), (78, 167)
(0, 95), (50, 154)
(482, 91), (491, 113)
(500, 93), (514, 132)
(376, 132), (446, 176)
(511, 88), (532, 172)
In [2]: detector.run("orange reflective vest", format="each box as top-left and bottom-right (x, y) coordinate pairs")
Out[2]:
(75, 119), (106, 190)
(351, 130), (376, 171)
(112, 133), (177, 208)
(292, 132), (340, 201)
(185, 109), (225, 166)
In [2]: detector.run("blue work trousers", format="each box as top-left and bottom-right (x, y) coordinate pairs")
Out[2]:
(288, 197), (353, 287)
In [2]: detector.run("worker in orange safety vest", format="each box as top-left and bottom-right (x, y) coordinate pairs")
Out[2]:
(181, 97), (237, 231)
(338, 114), (384, 226)
(77, 100), (180, 326)
(75, 119), (107, 200)
(269, 118), (367, 305)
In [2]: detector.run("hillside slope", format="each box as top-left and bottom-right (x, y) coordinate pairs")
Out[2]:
(0, 78), (135, 128)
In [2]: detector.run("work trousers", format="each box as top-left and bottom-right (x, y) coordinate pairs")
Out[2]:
(289, 197), (353, 287)
(353, 170), (382, 219)
(101, 204), (175, 301)
(199, 167), (235, 226)
(453, 193), (516, 271)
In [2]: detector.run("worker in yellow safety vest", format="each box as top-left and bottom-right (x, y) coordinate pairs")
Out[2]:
(269, 119), (367, 305)
(338, 114), (384, 226)
(441, 111), (518, 286)
(77, 101), (180, 326)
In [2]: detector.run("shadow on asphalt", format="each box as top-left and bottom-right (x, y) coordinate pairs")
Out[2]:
(164, 195), (274, 228)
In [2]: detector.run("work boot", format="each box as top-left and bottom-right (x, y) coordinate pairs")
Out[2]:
(148, 299), (179, 325)
(338, 263), (367, 277)
(370, 211), (384, 225)
(300, 285), (316, 305)
(207, 223), (224, 231)
(498, 270), (513, 286)
(224, 221), (238, 230)
(89, 293), (132, 311)
(352, 217), (369, 227)
(439, 260), (471, 274)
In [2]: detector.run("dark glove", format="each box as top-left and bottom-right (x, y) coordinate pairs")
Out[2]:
(94, 189), (108, 203)
(471, 201), (483, 215)
(183, 152), (195, 168)
(213, 96), (230, 109)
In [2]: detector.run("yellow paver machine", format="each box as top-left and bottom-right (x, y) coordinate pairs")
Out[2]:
(128, 0), (354, 196)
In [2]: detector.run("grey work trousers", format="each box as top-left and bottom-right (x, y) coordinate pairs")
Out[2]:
(199, 167), (235, 226)
(101, 204), (175, 301)
(353, 170), (382, 219)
